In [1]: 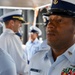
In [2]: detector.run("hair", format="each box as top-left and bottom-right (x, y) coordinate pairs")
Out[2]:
(4, 20), (10, 25)
(4, 19), (17, 25)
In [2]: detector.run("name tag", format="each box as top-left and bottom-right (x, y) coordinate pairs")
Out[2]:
(30, 68), (41, 73)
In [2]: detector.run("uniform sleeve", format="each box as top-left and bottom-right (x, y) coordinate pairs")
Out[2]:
(1, 67), (17, 75)
(24, 46), (28, 59)
(0, 49), (17, 75)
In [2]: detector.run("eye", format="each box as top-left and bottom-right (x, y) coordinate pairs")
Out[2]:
(57, 19), (63, 23)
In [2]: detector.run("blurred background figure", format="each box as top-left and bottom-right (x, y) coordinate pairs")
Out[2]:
(0, 48), (17, 75)
(39, 39), (50, 50)
(25, 26), (42, 64)
(39, 16), (50, 50)
(0, 22), (3, 35)
(0, 10), (28, 75)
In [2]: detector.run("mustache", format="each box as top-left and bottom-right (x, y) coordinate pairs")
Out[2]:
(46, 30), (57, 33)
(46, 30), (57, 34)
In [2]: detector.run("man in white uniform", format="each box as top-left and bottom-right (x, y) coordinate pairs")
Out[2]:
(0, 10), (28, 75)
(29, 0), (75, 75)
(25, 26), (42, 64)
(0, 48), (17, 75)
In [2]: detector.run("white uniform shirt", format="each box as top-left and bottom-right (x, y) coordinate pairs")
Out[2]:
(0, 29), (27, 75)
(25, 38), (41, 61)
(29, 44), (75, 75)
(0, 48), (17, 75)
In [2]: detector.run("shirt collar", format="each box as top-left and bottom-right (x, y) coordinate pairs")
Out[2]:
(63, 44), (75, 64)
(44, 44), (75, 64)
(44, 48), (52, 60)
(4, 28), (15, 34)
(31, 38), (39, 44)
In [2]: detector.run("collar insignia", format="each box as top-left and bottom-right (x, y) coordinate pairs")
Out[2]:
(68, 51), (72, 55)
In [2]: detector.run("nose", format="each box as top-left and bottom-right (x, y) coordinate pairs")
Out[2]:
(19, 23), (22, 27)
(47, 21), (56, 29)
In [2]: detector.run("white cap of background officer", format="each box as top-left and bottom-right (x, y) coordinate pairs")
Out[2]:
(29, 26), (42, 36)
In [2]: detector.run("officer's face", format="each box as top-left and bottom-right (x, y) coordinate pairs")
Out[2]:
(30, 33), (38, 41)
(46, 15), (75, 49)
(13, 20), (22, 32)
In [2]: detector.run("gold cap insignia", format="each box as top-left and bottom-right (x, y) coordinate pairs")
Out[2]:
(53, 0), (58, 4)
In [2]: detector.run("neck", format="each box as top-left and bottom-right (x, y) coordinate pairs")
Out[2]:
(51, 43), (74, 61)
(52, 48), (65, 61)
(31, 38), (35, 42)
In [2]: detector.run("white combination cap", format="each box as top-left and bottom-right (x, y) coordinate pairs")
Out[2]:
(30, 26), (42, 36)
(0, 10), (25, 23)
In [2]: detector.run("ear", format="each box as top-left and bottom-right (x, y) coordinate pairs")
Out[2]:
(9, 20), (14, 26)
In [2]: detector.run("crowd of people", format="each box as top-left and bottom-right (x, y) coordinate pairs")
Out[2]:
(0, 0), (75, 75)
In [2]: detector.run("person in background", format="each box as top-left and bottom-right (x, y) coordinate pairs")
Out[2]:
(0, 10), (28, 75)
(0, 48), (17, 75)
(39, 39), (50, 50)
(29, 0), (75, 75)
(25, 26), (42, 64)
(39, 17), (50, 50)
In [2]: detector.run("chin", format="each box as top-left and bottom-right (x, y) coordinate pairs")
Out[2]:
(47, 40), (55, 46)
